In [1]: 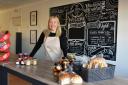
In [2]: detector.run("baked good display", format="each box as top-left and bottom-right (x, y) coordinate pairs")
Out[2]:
(59, 72), (71, 85)
(52, 56), (83, 85)
(70, 73), (83, 84)
(83, 55), (108, 69)
(59, 72), (83, 85)
(52, 63), (62, 76)
(52, 57), (71, 76)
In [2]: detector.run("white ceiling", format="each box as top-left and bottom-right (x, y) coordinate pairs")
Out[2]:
(0, 0), (42, 11)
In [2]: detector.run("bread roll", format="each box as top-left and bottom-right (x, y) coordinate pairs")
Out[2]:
(59, 72), (70, 85)
(71, 74), (83, 84)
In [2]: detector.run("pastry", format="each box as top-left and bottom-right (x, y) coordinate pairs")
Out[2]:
(52, 62), (63, 76)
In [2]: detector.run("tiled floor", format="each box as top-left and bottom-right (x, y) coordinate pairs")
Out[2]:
(8, 74), (32, 85)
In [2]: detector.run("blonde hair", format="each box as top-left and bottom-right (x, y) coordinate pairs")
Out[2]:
(44, 16), (62, 37)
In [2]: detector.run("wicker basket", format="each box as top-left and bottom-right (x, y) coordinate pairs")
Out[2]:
(73, 64), (115, 82)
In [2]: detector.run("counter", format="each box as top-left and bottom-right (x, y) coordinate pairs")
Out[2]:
(0, 55), (128, 85)
(0, 59), (57, 85)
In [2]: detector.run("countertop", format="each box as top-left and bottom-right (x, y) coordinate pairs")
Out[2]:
(0, 55), (128, 85)
(1, 56), (58, 85)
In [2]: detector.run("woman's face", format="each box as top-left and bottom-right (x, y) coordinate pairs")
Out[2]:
(48, 17), (58, 32)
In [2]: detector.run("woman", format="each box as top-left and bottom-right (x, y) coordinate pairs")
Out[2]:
(30, 16), (68, 62)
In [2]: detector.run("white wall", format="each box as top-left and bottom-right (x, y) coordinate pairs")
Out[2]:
(115, 0), (128, 78)
(0, 0), (128, 78)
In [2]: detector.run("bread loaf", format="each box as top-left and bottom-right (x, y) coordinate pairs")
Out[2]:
(86, 56), (108, 69)
(70, 74), (83, 84)
(59, 72), (71, 85)
(59, 72), (83, 85)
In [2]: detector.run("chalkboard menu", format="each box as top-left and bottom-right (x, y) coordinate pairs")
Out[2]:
(50, 0), (118, 61)
(88, 21), (115, 46)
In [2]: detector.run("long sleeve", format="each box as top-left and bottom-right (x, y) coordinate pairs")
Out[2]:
(29, 32), (45, 57)
(60, 31), (68, 57)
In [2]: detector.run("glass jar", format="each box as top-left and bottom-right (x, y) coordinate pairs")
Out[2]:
(32, 58), (37, 65)
(25, 59), (31, 65)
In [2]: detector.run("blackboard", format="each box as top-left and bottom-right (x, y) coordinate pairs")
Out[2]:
(50, 0), (118, 61)
(88, 21), (115, 46)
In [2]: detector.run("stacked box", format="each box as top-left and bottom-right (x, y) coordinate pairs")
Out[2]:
(0, 31), (10, 61)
